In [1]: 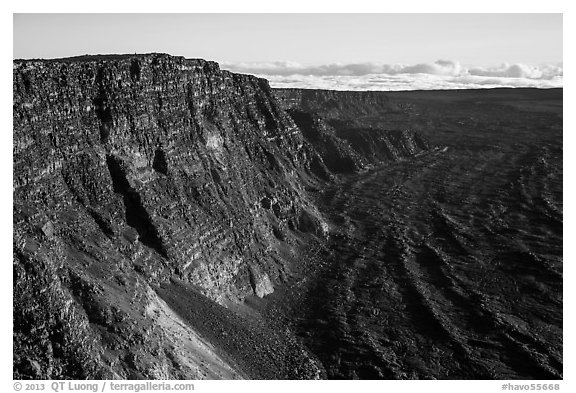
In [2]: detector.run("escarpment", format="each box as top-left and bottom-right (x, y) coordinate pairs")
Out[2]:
(275, 89), (430, 170)
(13, 54), (431, 380)
(13, 54), (329, 380)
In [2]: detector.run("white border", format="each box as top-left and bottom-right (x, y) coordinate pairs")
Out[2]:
(3, 2), (572, 391)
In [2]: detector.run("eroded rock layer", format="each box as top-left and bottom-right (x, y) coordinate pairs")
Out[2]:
(13, 54), (331, 379)
(275, 89), (430, 171)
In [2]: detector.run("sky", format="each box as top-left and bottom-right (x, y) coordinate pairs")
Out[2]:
(13, 13), (563, 90)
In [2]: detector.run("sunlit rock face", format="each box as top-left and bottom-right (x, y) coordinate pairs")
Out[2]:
(13, 54), (432, 380)
(13, 54), (329, 380)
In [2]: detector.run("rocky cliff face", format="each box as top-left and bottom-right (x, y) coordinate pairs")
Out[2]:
(274, 88), (400, 119)
(13, 55), (430, 380)
(274, 89), (430, 171)
(13, 54), (329, 380)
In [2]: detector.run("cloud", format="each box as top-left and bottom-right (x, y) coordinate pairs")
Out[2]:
(222, 60), (563, 91)
(400, 60), (462, 76)
(223, 60), (463, 77)
(468, 63), (563, 80)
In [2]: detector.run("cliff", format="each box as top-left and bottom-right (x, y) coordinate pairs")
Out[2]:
(273, 88), (401, 119)
(13, 54), (430, 380)
(13, 54), (329, 379)
(274, 89), (430, 170)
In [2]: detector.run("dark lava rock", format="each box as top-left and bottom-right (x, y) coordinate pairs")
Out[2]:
(275, 87), (563, 380)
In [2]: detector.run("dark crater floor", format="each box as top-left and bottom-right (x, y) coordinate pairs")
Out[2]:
(267, 88), (563, 380)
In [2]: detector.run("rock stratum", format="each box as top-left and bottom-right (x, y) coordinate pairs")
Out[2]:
(13, 54), (429, 379)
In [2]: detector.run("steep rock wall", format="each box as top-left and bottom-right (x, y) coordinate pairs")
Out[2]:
(275, 88), (430, 168)
(13, 56), (432, 380)
(13, 54), (327, 379)
(274, 88), (400, 120)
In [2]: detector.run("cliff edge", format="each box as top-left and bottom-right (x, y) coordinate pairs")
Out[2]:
(13, 54), (330, 379)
